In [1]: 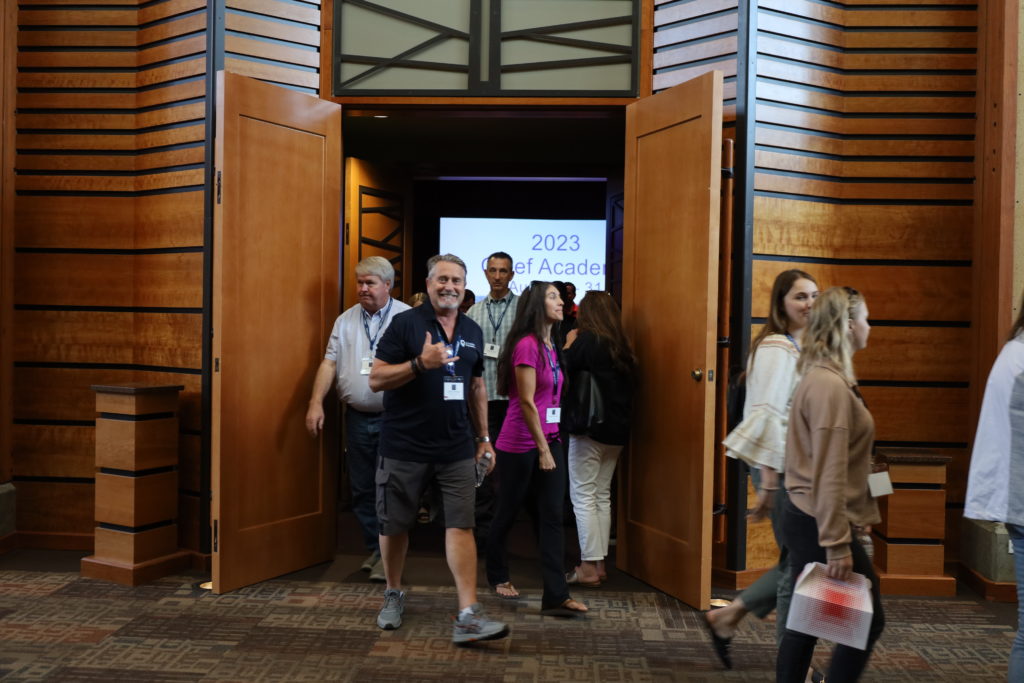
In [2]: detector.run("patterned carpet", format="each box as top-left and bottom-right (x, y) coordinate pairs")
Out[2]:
(0, 559), (1016, 682)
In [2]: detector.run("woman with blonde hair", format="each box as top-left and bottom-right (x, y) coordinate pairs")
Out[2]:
(777, 286), (884, 683)
(706, 269), (818, 668)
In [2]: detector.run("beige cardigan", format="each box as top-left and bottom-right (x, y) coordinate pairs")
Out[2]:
(785, 363), (880, 561)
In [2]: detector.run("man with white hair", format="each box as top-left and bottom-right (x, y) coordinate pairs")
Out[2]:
(306, 255), (409, 582)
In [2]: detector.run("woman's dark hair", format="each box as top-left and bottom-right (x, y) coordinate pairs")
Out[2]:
(497, 281), (561, 396)
(1011, 288), (1024, 341)
(576, 291), (636, 372)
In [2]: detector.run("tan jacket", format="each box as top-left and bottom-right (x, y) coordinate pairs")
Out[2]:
(785, 363), (880, 561)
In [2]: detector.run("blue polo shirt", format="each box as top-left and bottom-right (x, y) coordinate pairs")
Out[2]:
(375, 303), (485, 463)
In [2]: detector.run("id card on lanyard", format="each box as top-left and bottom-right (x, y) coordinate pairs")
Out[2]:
(542, 342), (561, 423)
(439, 325), (464, 401)
(484, 298), (510, 358)
(360, 299), (393, 375)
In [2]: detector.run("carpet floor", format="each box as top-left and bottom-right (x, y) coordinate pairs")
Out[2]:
(0, 548), (1016, 682)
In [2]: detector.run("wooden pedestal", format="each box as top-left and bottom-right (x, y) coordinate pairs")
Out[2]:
(872, 448), (957, 597)
(81, 383), (190, 586)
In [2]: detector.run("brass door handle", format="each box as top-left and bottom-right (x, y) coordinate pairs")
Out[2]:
(691, 368), (703, 382)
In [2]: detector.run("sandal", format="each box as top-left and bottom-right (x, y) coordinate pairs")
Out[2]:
(565, 568), (602, 588)
(541, 597), (588, 617)
(701, 610), (733, 670)
(493, 581), (519, 599)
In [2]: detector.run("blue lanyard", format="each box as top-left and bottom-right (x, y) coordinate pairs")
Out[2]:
(542, 340), (560, 403)
(434, 322), (462, 376)
(785, 333), (800, 352)
(362, 298), (393, 351)
(485, 295), (511, 343)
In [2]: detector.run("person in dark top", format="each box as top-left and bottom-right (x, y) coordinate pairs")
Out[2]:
(562, 291), (636, 587)
(368, 253), (509, 645)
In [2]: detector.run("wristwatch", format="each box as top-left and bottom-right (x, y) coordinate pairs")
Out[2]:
(474, 436), (490, 443)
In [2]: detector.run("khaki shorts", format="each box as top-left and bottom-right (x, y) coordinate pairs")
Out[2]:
(375, 456), (476, 535)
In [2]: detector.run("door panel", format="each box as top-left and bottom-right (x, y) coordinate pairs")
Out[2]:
(619, 71), (723, 609)
(212, 71), (341, 593)
(343, 158), (411, 309)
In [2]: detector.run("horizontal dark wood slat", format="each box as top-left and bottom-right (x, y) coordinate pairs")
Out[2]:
(755, 173), (973, 201)
(225, 13), (319, 47)
(756, 150), (973, 180)
(655, 0), (738, 26)
(757, 81), (975, 115)
(758, 12), (977, 50)
(16, 192), (204, 249)
(16, 147), (205, 173)
(17, 80), (206, 111)
(759, 36), (976, 72)
(653, 36), (737, 70)
(654, 59), (737, 91)
(223, 57), (319, 89)
(760, 0), (976, 29)
(860, 386), (969, 443)
(752, 197), (970, 261)
(757, 104), (974, 137)
(758, 59), (976, 93)
(751, 260), (970, 321)
(12, 424), (94, 479)
(226, 0), (320, 27)
(15, 252), (203, 308)
(14, 310), (202, 368)
(654, 13), (738, 50)
(755, 127), (975, 158)
(225, 35), (319, 69)
(16, 169), (204, 192)
(15, 481), (95, 536)
(13, 367), (202, 430)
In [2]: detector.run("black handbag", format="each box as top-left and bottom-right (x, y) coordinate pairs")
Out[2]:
(566, 370), (605, 434)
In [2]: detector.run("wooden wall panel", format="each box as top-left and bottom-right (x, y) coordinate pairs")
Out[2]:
(653, 0), (738, 121)
(739, 2), (979, 572)
(225, 0), (321, 95)
(11, 1), (208, 551)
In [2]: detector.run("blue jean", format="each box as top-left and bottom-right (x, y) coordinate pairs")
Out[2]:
(345, 406), (382, 553)
(1008, 523), (1024, 682)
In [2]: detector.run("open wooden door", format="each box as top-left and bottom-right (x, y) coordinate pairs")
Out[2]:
(211, 71), (341, 593)
(618, 70), (723, 609)
(343, 158), (412, 309)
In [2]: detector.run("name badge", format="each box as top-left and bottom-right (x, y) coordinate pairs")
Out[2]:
(360, 356), (373, 375)
(546, 407), (561, 424)
(484, 343), (500, 358)
(868, 471), (893, 497)
(444, 376), (464, 401)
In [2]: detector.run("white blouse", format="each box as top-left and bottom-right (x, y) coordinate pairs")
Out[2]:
(723, 334), (801, 473)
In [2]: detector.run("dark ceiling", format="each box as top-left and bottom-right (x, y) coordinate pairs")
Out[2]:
(342, 108), (626, 179)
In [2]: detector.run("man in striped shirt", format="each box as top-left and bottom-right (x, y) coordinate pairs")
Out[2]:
(466, 251), (518, 548)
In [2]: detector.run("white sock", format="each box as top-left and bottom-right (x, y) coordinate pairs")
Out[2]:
(459, 606), (474, 618)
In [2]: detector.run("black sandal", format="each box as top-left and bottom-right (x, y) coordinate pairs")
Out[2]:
(701, 610), (733, 670)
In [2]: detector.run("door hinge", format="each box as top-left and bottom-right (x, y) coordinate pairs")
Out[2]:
(216, 171), (222, 204)
(214, 357), (220, 372)
(344, 221), (350, 245)
(721, 167), (734, 179)
(213, 519), (218, 552)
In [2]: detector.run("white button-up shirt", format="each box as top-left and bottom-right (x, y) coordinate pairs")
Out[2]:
(324, 297), (410, 412)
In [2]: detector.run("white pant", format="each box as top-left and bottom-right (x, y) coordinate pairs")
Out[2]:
(568, 434), (623, 562)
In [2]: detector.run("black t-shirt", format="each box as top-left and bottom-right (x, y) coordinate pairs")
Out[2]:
(375, 303), (485, 463)
(563, 329), (635, 446)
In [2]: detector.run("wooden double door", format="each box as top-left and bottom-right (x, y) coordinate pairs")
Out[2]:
(210, 71), (723, 610)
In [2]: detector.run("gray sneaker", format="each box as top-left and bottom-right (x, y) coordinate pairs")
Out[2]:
(361, 549), (381, 572)
(377, 589), (404, 630)
(452, 603), (509, 645)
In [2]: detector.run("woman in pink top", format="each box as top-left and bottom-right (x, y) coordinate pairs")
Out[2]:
(485, 282), (587, 616)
